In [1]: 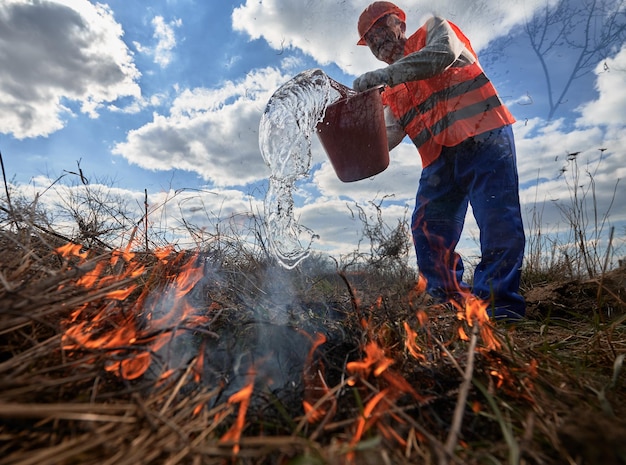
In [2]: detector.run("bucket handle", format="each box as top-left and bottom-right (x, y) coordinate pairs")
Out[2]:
(328, 77), (357, 99)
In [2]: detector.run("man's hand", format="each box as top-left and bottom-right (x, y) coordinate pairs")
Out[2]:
(353, 68), (390, 92)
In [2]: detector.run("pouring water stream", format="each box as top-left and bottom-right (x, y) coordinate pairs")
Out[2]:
(259, 69), (354, 269)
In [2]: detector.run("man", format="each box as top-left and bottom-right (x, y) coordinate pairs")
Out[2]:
(353, 2), (526, 320)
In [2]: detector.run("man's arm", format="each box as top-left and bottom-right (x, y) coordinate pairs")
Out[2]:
(384, 16), (471, 85)
(354, 16), (475, 92)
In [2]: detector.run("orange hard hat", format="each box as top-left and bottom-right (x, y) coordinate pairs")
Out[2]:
(357, 2), (406, 46)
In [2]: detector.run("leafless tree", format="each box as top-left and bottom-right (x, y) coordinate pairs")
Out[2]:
(53, 163), (138, 249)
(525, 0), (626, 119)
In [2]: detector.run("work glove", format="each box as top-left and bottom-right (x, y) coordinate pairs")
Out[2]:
(353, 68), (390, 92)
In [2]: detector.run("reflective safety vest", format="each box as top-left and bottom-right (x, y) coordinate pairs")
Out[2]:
(382, 21), (515, 167)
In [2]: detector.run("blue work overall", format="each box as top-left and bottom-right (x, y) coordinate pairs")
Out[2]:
(412, 125), (526, 320)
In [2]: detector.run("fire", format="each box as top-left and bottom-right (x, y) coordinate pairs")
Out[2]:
(302, 332), (335, 424)
(351, 388), (389, 448)
(454, 294), (502, 351)
(105, 352), (151, 380)
(346, 341), (394, 380)
(220, 381), (255, 455)
(56, 240), (266, 455)
(56, 242), (88, 260)
(344, 328), (426, 458)
(193, 342), (206, 383)
(58, 242), (214, 382)
(52, 235), (518, 462)
(403, 321), (426, 361)
(340, 258), (508, 458)
(409, 278), (427, 298)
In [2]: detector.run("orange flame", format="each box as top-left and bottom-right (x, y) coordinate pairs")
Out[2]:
(220, 381), (255, 455)
(105, 352), (152, 380)
(378, 422), (408, 448)
(302, 332), (334, 424)
(105, 286), (137, 301)
(416, 309), (428, 326)
(461, 295), (501, 351)
(351, 388), (389, 447)
(55, 242), (88, 260)
(154, 245), (175, 262)
(403, 322), (426, 362)
(346, 341), (394, 380)
(193, 342), (206, 383)
(193, 403), (203, 416)
(413, 223), (504, 350)
(60, 243), (215, 383)
(344, 328), (427, 460)
(408, 278), (427, 301)
(76, 262), (106, 288)
(445, 294), (501, 351)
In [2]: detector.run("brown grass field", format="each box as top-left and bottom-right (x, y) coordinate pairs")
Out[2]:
(1, 224), (625, 465)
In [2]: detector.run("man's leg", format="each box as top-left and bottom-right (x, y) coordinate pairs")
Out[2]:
(462, 126), (526, 319)
(412, 153), (470, 302)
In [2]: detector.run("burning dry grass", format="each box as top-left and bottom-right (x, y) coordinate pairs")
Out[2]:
(1, 228), (626, 465)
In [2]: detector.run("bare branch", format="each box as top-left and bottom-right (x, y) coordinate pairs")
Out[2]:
(524, 0), (626, 118)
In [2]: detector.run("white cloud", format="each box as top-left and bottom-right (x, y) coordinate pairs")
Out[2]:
(112, 67), (290, 187)
(576, 44), (626, 128)
(512, 40), (626, 229)
(514, 118), (606, 186)
(0, 0), (141, 139)
(511, 54), (626, 252)
(134, 15), (182, 68)
(232, 0), (559, 78)
(313, 141), (418, 203)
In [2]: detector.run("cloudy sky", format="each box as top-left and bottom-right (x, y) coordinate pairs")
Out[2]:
(1, 0), (624, 268)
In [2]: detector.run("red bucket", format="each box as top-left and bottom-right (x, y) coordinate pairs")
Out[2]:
(316, 86), (389, 182)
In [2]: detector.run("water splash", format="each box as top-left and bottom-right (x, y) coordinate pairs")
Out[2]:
(259, 68), (354, 269)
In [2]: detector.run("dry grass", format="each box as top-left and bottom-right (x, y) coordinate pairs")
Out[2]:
(1, 223), (625, 465)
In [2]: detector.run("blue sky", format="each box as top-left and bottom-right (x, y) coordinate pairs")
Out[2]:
(1, 0), (625, 267)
